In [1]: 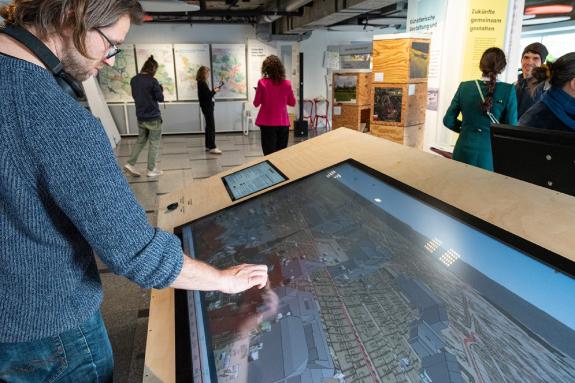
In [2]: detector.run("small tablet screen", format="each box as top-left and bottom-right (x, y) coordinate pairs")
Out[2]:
(222, 160), (287, 201)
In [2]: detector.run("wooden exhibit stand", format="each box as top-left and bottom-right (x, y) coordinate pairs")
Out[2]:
(144, 128), (575, 382)
(332, 71), (371, 132)
(370, 34), (430, 149)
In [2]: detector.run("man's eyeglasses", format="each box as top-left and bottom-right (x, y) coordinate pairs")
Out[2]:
(94, 28), (122, 59)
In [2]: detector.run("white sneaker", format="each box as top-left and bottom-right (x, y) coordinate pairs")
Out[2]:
(147, 168), (163, 177)
(209, 148), (222, 154)
(124, 163), (141, 177)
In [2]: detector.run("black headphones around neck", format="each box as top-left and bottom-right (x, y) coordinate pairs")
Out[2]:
(0, 24), (85, 99)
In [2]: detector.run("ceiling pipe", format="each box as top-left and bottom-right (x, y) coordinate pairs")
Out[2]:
(146, 9), (302, 18)
(257, 0), (313, 24)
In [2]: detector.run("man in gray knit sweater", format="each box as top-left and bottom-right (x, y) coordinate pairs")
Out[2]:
(0, 1), (268, 382)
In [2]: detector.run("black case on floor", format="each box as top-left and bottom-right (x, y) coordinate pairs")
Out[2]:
(294, 120), (308, 137)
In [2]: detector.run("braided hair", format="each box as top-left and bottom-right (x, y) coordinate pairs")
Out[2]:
(478, 47), (507, 113)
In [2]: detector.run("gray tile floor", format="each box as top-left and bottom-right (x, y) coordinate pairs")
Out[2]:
(103, 128), (325, 382)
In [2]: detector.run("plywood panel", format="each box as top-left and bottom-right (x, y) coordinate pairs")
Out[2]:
(333, 104), (372, 131)
(372, 38), (430, 83)
(404, 124), (424, 149)
(371, 83), (427, 127)
(356, 72), (372, 105)
(370, 124), (403, 144)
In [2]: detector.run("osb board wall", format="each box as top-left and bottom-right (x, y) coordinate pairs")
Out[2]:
(333, 105), (371, 131)
(370, 83), (427, 127)
(372, 38), (430, 84)
(370, 124), (403, 144)
(332, 72), (372, 106)
(356, 72), (372, 105)
(404, 124), (424, 149)
(370, 124), (424, 149)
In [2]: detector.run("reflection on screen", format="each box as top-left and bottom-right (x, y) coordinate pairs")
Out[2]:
(187, 161), (575, 383)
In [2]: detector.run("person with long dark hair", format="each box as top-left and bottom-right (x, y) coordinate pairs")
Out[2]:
(196, 65), (222, 154)
(443, 47), (518, 170)
(519, 52), (575, 131)
(253, 55), (296, 155)
(124, 55), (165, 177)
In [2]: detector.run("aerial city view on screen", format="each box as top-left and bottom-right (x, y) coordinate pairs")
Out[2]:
(187, 162), (575, 383)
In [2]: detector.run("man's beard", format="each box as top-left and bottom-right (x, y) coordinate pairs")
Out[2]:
(60, 46), (95, 82)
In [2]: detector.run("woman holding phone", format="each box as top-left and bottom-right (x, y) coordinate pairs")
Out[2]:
(196, 66), (223, 154)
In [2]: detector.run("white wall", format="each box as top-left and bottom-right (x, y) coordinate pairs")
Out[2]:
(299, 28), (401, 100)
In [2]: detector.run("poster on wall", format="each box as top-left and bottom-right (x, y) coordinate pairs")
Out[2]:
(333, 75), (357, 104)
(247, 39), (278, 110)
(409, 41), (430, 79)
(339, 43), (372, 70)
(135, 44), (177, 101)
(407, 0), (448, 148)
(174, 44), (211, 101)
(97, 44), (137, 102)
(461, 0), (510, 80)
(211, 44), (247, 100)
(373, 88), (403, 123)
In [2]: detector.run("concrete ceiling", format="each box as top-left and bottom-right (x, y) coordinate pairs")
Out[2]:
(142, 0), (408, 31)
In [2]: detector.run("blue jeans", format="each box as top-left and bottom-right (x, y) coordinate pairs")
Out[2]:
(0, 311), (113, 383)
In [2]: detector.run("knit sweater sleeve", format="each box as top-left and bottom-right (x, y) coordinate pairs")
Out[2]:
(22, 98), (183, 289)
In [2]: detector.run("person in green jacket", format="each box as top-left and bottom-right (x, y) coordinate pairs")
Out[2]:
(443, 47), (518, 171)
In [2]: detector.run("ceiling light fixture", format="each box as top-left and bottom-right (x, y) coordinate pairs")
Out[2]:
(522, 16), (571, 25)
(525, 4), (574, 15)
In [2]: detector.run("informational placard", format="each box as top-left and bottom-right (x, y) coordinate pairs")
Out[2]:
(407, 0), (448, 149)
(211, 44), (247, 100)
(461, 0), (510, 80)
(174, 44), (211, 101)
(339, 43), (372, 70)
(135, 44), (177, 101)
(247, 39), (278, 111)
(222, 160), (287, 201)
(324, 50), (340, 69)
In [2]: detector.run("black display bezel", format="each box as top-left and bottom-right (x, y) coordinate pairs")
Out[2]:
(174, 158), (575, 382)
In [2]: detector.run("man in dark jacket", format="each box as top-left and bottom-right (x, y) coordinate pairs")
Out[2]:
(515, 42), (549, 118)
(124, 55), (165, 177)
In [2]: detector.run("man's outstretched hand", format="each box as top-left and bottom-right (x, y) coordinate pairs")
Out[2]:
(217, 264), (269, 294)
(170, 255), (268, 294)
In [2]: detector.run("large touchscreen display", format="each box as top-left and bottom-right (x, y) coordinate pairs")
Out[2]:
(182, 160), (575, 383)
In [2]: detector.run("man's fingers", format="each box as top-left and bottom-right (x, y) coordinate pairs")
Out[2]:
(248, 274), (268, 289)
(235, 264), (268, 275)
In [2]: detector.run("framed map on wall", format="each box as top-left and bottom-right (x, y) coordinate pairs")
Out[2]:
(211, 44), (247, 100)
(97, 44), (137, 102)
(135, 44), (177, 101)
(174, 44), (211, 101)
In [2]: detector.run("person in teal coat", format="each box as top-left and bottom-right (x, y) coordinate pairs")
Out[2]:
(443, 47), (518, 171)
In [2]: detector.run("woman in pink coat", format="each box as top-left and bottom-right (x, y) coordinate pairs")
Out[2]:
(253, 55), (296, 155)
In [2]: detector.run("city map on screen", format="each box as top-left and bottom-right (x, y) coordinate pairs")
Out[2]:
(180, 160), (575, 383)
